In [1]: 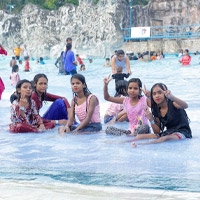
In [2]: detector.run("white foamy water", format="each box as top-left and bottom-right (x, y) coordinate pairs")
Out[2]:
(0, 55), (200, 199)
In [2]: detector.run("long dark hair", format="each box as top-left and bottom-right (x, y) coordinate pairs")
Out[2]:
(64, 43), (72, 57)
(114, 80), (128, 97)
(127, 78), (142, 99)
(33, 73), (48, 101)
(71, 74), (92, 116)
(12, 65), (19, 73)
(150, 83), (168, 132)
(150, 83), (190, 132)
(16, 79), (32, 104)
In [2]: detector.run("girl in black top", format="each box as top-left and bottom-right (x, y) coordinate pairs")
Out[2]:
(131, 83), (192, 147)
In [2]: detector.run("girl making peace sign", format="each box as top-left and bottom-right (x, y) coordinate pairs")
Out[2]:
(130, 83), (192, 147)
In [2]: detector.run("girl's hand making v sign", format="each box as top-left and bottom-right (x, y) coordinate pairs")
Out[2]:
(104, 74), (112, 85)
(162, 84), (174, 100)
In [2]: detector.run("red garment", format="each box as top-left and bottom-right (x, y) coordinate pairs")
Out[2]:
(77, 57), (83, 65)
(25, 60), (30, 71)
(0, 47), (7, 56)
(180, 55), (191, 66)
(0, 77), (5, 100)
(31, 92), (70, 126)
(9, 100), (43, 133)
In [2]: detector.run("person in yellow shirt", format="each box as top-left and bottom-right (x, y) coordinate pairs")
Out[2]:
(13, 45), (22, 60)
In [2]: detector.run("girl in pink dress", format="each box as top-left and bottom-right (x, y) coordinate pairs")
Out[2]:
(58, 74), (102, 134)
(104, 76), (151, 136)
(10, 65), (20, 86)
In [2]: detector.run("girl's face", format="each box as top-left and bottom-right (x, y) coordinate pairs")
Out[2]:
(18, 82), (32, 97)
(35, 77), (48, 94)
(71, 78), (85, 93)
(127, 82), (140, 98)
(152, 85), (165, 104)
(185, 51), (188, 55)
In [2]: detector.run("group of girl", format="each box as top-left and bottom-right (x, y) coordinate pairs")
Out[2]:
(9, 73), (192, 147)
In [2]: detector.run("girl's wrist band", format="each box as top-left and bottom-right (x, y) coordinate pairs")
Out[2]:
(150, 120), (155, 125)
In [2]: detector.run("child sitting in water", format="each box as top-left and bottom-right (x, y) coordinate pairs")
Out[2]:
(10, 65), (20, 86)
(9, 79), (46, 133)
(59, 74), (102, 134)
(104, 76), (151, 136)
(129, 83), (192, 147)
(104, 80), (128, 124)
(112, 66), (130, 85)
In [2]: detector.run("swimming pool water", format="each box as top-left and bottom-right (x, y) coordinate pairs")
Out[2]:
(0, 55), (200, 195)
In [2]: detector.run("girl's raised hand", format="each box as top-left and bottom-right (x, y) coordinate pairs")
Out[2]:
(104, 74), (112, 85)
(162, 85), (174, 100)
(141, 84), (150, 97)
(144, 107), (153, 121)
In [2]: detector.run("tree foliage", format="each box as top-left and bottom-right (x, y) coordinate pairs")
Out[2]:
(0, 0), (149, 13)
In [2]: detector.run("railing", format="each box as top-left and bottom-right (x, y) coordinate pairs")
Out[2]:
(123, 24), (200, 41)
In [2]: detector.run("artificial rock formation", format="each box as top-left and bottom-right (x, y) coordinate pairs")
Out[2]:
(0, 0), (129, 58)
(1, 0), (200, 58)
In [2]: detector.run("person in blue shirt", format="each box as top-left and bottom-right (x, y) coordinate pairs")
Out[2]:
(63, 43), (77, 75)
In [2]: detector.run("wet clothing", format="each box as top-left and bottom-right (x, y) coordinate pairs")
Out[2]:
(55, 51), (64, 73)
(14, 48), (22, 57)
(25, 60), (30, 71)
(123, 96), (149, 134)
(10, 72), (20, 86)
(31, 92), (70, 127)
(77, 56), (83, 65)
(63, 50), (77, 74)
(9, 100), (43, 133)
(114, 55), (127, 73)
(112, 73), (129, 84)
(180, 55), (191, 66)
(75, 94), (101, 123)
(70, 123), (102, 132)
(158, 100), (192, 138)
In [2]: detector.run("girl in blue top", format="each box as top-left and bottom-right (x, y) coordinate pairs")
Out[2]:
(63, 43), (77, 75)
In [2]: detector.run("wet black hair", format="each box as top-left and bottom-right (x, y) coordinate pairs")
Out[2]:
(117, 49), (125, 56)
(185, 49), (191, 58)
(33, 73), (48, 101)
(106, 58), (110, 61)
(114, 80), (128, 97)
(39, 57), (43, 61)
(71, 74), (92, 116)
(12, 65), (19, 73)
(76, 54), (79, 57)
(12, 56), (15, 60)
(15, 79), (32, 104)
(66, 37), (72, 42)
(80, 64), (85, 70)
(127, 78), (142, 99)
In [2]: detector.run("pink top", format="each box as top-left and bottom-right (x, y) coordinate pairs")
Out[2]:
(123, 96), (149, 133)
(105, 101), (124, 116)
(75, 94), (101, 123)
(181, 55), (191, 66)
(10, 72), (20, 86)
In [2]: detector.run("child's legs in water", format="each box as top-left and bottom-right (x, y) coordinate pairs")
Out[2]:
(132, 134), (182, 147)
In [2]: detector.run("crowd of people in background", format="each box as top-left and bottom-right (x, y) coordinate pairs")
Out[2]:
(0, 41), (196, 147)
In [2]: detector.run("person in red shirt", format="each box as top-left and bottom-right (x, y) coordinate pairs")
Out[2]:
(31, 74), (71, 126)
(76, 54), (83, 65)
(0, 44), (7, 56)
(24, 56), (30, 72)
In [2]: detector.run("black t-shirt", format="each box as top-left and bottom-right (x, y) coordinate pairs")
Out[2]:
(112, 73), (129, 83)
(159, 100), (192, 138)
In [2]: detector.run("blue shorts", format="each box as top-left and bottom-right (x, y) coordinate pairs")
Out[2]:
(70, 123), (102, 132)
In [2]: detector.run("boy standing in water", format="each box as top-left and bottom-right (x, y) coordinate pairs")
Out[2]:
(13, 45), (22, 60)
